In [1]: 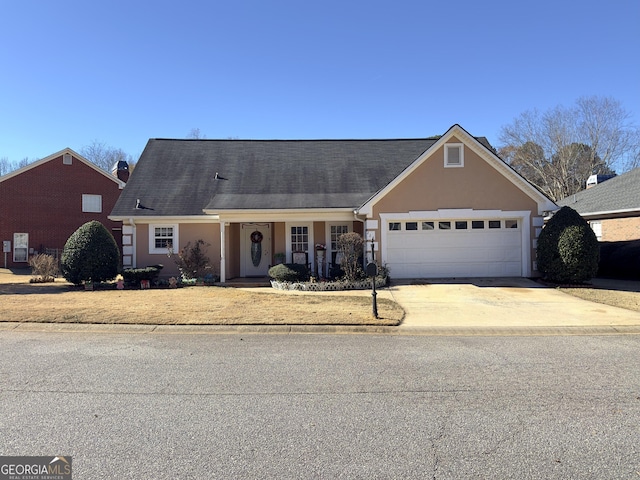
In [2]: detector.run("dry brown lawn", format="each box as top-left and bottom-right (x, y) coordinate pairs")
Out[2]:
(2, 270), (638, 326)
(559, 278), (640, 312)
(0, 271), (403, 326)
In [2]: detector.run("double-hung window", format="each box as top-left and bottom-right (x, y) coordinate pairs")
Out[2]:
(330, 225), (349, 251)
(149, 225), (178, 254)
(291, 226), (309, 253)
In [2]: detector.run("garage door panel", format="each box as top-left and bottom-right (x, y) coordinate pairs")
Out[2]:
(388, 246), (477, 263)
(386, 220), (523, 278)
(387, 260), (522, 278)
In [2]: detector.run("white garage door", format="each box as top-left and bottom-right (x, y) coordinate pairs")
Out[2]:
(385, 218), (522, 278)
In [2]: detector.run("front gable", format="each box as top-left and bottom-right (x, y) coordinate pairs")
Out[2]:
(358, 125), (556, 217)
(0, 148), (126, 189)
(0, 148), (126, 268)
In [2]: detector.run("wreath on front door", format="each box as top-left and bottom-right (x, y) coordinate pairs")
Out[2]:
(250, 231), (263, 243)
(250, 231), (263, 267)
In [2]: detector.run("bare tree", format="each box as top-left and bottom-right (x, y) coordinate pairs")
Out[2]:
(81, 140), (133, 172)
(499, 96), (639, 201)
(0, 156), (38, 176)
(186, 128), (206, 139)
(576, 96), (639, 171)
(17, 157), (31, 169)
(0, 157), (9, 176)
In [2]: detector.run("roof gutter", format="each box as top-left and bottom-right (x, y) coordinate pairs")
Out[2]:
(108, 214), (220, 223)
(576, 207), (640, 219)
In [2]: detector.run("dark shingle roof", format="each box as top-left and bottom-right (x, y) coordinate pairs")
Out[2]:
(557, 167), (640, 215)
(111, 138), (443, 216)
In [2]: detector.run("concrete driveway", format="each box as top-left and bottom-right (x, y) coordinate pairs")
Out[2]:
(388, 278), (640, 333)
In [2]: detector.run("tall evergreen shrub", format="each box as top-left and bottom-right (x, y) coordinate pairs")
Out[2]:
(61, 221), (120, 285)
(536, 206), (599, 283)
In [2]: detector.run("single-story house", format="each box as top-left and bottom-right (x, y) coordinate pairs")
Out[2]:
(109, 124), (556, 282)
(557, 167), (640, 241)
(0, 148), (128, 269)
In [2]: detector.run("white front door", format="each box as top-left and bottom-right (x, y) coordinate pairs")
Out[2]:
(240, 224), (271, 277)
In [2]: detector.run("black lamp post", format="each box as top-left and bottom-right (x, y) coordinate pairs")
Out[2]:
(365, 238), (378, 319)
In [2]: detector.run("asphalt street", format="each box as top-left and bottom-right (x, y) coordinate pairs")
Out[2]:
(1, 332), (639, 479)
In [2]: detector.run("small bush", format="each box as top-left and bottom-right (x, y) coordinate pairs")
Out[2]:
(168, 240), (213, 280)
(123, 265), (164, 287)
(61, 221), (121, 285)
(337, 232), (365, 281)
(28, 253), (58, 283)
(328, 262), (344, 280)
(537, 206), (599, 283)
(268, 263), (310, 282)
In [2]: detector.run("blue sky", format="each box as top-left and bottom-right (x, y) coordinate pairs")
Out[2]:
(1, 0), (639, 163)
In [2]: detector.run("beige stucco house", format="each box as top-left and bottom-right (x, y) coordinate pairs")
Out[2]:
(109, 124), (556, 281)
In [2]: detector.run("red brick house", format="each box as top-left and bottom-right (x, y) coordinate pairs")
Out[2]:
(0, 148), (127, 269)
(557, 167), (640, 241)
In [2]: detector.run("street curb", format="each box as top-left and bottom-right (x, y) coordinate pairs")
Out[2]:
(2, 322), (640, 336)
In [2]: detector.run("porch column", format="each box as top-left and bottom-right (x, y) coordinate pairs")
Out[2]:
(220, 222), (226, 283)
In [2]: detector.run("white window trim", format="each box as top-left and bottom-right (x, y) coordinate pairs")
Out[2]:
(327, 222), (351, 272)
(82, 194), (103, 213)
(328, 221), (351, 250)
(589, 220), (602, 241)
(13, 233), (29, 263)
(285, 222), (314, 271)
(444, 143), (464, 168)
(149, 224), (179, 255)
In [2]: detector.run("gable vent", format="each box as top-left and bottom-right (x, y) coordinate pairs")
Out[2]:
(444, 144), (464, 168)
(63, 153), (72, 165)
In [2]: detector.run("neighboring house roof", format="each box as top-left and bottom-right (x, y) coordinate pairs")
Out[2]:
(110, 124), (554, 219)
(0, 148), (126, 188)
(557, 167), (640, 218)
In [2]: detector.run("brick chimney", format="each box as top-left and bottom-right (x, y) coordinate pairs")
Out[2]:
(586, 173), (615, 189)
(112, 160), (129, 183)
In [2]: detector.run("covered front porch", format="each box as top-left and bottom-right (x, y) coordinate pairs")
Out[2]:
(217, 212), (364, 283)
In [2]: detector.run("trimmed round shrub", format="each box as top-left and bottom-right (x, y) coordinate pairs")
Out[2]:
(537, 206), (599, 283)
(61, 221), (121, 285)
(268, 263), (310, 282)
